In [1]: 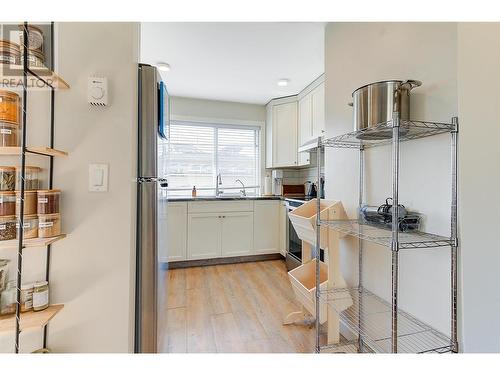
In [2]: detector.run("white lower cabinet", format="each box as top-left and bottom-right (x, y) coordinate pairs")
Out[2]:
(221, 212), (254, 257)
(187, 213), (221, 260)
(253, 200), (279, 254)
(169, 200), (282, 262)
(162, 202), (187, 262)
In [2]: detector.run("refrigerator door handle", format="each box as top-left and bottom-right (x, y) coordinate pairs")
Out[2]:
(137, 177), (168, 187)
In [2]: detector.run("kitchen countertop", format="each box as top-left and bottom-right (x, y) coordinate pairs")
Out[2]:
(166, 195), (283, 202)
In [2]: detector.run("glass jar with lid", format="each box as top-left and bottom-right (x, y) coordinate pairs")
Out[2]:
(0, 259), (9, 291)
(15, 166), (40, 190)
(16, 190), (37, 215)
(33, 281), (49, 311)
(38, 213), (61, 238)
(0, 215), (16, 241)
(0, 90), (20, 125)
(37, 189), (60, 214)
(0, 166), (16, 191)
(16, 215), (38, 239)
(0, 41), (21, 66)
(20, 282), (34, 312)
(0, 191), (16, 215)
(0, 122), (19, 147)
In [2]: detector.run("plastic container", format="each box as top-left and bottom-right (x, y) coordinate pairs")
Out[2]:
(15, 166), (40, 190)
(0, 166), (16, 191)
(16, 214), (38, 239)
(0, 259), (9, 291)
(0, 90), (20, 125)
(0, 40), (20, 66)
(0, 215), (16, 241)
(37, 189), (60, 214)
(38, 213), (61, 238)
(0, 122), (19, 147)
(20, 282), (34, 312)
(0, 280), (16, 315)
(33, 281), (49, 311)
(0, 191), (16, 215)
(16, 190), (37, 215)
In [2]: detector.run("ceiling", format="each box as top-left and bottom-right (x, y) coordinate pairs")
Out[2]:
(140, 23), (325, 105)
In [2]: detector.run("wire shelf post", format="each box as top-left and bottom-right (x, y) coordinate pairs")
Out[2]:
(450, 116), (459, 353)
(358, 145), (365, 352)
(315, 136), (322, 353)
(390, 111), (401, 353)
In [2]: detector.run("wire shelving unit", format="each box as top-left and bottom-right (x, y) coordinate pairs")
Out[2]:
(0, 22), (68, 353)
(310, 112), (459, 354)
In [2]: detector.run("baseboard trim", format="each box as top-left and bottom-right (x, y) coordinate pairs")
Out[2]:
(163, 253), (285, 269)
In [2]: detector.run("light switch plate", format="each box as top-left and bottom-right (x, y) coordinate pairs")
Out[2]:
(89, 163), (109, 192)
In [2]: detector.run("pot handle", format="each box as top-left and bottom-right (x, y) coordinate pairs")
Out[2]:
(400, 80), (422, 91)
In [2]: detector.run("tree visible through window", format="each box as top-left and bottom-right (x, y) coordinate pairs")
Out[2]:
(159, 122), (260, 197)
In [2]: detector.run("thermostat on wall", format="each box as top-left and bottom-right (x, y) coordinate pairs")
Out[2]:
(88, 77), (108, 106)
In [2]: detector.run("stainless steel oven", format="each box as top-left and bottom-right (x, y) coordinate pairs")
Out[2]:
(285, 198), (324, 271)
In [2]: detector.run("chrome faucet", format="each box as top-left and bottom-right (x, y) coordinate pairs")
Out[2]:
(216, 173), (223, 196)
(235, 179), (246, 197)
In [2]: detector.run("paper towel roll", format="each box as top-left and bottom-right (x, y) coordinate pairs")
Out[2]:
(264, 174), (272, 196)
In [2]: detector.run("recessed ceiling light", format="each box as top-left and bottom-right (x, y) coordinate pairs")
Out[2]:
(277, 79), (290, 87)
(157, 63), (171, 72)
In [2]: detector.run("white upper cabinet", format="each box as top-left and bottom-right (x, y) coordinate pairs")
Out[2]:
(311, 81), (325, 138)
(265, 77), (324, 169)
(273, 101), (298, 167)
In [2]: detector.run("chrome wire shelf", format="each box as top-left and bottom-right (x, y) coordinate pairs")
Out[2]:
(320, 288), (452, 354)
(322, 120), (455, 149)
(320, 339), (369, 354)
(320, 219), (452, 249)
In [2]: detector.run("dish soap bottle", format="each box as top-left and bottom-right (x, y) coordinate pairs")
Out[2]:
(192, 186), (197, 197)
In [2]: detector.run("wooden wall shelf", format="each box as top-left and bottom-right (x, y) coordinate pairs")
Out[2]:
(0, 147), (68, 157)
(0, 304), (64, 333)
(0, 234), (66, 250)
(0, 65), (69, 90)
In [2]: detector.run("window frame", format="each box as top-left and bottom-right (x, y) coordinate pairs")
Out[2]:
(163, 120), (261, 196)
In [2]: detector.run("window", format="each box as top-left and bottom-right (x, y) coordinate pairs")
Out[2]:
(159, 121), (260, 197)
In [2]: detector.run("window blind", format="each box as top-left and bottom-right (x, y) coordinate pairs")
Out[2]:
(160, 121), (260, 197)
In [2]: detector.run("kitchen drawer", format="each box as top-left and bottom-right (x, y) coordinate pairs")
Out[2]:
(188, 201), (254, 213)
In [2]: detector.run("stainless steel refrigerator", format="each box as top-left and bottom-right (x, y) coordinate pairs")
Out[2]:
(135, 63), (169, 353)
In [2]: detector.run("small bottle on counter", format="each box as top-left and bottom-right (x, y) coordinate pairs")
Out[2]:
(192, 186), (197, 197)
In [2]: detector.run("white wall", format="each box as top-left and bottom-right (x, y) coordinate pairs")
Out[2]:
(47, 22), (139, 353)
(457, 23), (500, 352)
(325, 23), (459, 344)
(0, 23), (139, 353)
(171, 96), (265, 125)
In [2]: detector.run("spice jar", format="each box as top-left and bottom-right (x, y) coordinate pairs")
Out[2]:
(33, 281), (49, 311)
(0, 191), (16, 215)
(0, 280), (16, 315)
(16, 190), (37, 215)
(0, 40), (21, 66)
(38, 213), (61, 238)
(22, 49), (45, 68)
(0, 90), (21, 125)
(0, 259), (9, 291)
(16, 215), (38, 239)
(0, 166), (16, 191)
(37, 190), (60, 214)
(20, 282), (34, 312)
(0, 215), (16, 241)
(0, 122), (19, 147)
(19, 25), (44, 54)
(15, 166), (40, 190)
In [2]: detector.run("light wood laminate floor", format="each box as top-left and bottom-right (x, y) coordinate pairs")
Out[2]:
(158, 259), (328, 353)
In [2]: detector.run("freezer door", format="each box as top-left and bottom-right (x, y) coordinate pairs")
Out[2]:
(138, 64), (159, 178)
(135, 179), (158, 353)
